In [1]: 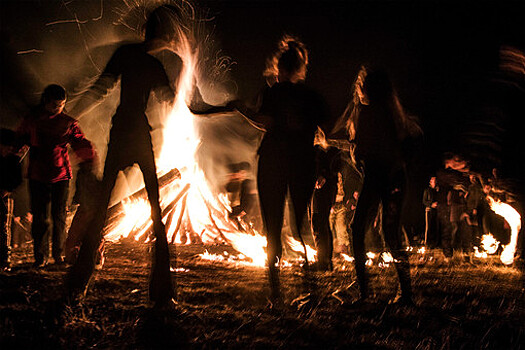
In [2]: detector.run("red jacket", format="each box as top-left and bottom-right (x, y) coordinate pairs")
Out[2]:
(17, 107), (95, 183)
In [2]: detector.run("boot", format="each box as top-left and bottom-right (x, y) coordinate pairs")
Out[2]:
(149, 222), (175, 306)
(394, 260), (413, 305)
(268, 265), (281, 305)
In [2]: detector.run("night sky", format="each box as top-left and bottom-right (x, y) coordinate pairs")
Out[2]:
(2, 0), (523, 162)
(1, 0), (524, 222)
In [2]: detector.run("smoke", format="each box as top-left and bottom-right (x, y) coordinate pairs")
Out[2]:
(1, 0), (257, 208)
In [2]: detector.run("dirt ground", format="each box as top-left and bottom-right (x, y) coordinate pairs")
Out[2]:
(1, 242), (524, 349)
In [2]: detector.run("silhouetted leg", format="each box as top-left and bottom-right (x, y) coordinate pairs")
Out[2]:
(289, 157), (316, 265)
(257, 151), (287, 300)
(383, 186), (412, 300)
(65, 148), (120, 300)
(138, 149), (174, 304)
(311, 192), (334, 270)
(439, 213), (453, 258)
(350, 177), (380, 299)
(29, 180), (51, 265)
(51, 180), (69, 262)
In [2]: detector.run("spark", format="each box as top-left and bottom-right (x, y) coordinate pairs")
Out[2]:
(17, 49), (44, 55)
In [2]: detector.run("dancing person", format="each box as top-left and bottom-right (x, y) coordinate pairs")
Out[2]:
(347, 66), (421, 305)
(16, 85), (96, 268)
(66, 5), (184, 306)
(232, 36), (330, 301)
(64, 161), (104, 267)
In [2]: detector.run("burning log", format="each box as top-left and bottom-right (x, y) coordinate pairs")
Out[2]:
(103, 168), (181, 238)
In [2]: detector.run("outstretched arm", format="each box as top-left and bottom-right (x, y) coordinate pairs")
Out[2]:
(69, 48), (123, 119)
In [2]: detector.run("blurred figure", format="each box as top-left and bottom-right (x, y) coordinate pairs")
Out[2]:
(16, 85), (96, 268)
(449, 182), (472, 260)
(422, 176), (439, 248)
(330, 178), (356, 257)
(64, 161), (104, 267)
(442, 153), (472, 261)
(11, 213), (32, 248)
(312, 128), (343, 271)
(436, 153), (470, 260)
(1, 128), (23, 270)
(457, 45), (524, 266)
(232, 36), (330, 301)
(466, 174), (484, 248)
(66, 5), (183, 306)
(347, 66), (421, 304)
(225, 162), (258, 232)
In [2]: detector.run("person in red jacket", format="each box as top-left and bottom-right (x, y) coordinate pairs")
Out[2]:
(17, 84), (96, 268)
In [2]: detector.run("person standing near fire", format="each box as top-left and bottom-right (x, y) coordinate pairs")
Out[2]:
(16, 84), (96, 268)
(65, 5), (184, 307)
(312, 128), (342, 271)
(231, 36), (331, 302)
(422, 176), (439, 248)
(346, 66), (421, 305)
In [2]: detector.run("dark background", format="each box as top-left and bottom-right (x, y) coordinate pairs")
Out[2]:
(1, 0), (524, 229)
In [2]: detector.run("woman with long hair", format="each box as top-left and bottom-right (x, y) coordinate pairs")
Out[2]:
(237, 36), (330, 301)
(347, 65), (420, 305)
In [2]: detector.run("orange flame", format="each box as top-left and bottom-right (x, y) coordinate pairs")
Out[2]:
(487, 196), (521, 265)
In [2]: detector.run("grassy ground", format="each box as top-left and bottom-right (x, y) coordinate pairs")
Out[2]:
(1, 242), (524, 349)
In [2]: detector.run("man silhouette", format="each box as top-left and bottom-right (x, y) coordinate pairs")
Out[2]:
(66, 5), (184, 307)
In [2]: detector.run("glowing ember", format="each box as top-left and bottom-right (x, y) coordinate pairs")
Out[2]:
(341, 253), (354, 262)
(487, 196), (521, 265)
(381, 252), (394, 263)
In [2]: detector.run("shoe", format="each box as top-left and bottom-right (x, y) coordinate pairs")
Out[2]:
(94, 254), (105, 270)
(54, 256), (66, 265)
(1, 261), (11, 271)
(390, 292), (415, 306)
(33, 259), (48, 268)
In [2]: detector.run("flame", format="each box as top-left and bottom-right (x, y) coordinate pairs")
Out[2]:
(100, 24), (281, 268)
(381, 251), (394, 263)
(481, 233), (500, 255)
(487, 196), (521, 265)
(284, 235), (317, 262)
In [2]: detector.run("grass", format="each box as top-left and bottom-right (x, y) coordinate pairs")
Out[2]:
(1, 242), (524, 349)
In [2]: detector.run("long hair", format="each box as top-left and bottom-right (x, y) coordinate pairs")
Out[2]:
(346, 65), (421, 142)
(263, 35), (309, 85)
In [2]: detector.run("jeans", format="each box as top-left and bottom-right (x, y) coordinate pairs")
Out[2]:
(29, 180), (69, 263)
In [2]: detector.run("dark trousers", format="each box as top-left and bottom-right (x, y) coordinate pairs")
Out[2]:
(29, 180), (69, 263)
(67, 134), (173, 302)
(311, 180), (337, 270)
(257, 149), (316, 268)
(438, 211), (454, 258)
(451, 218), (473, 253)
(350, 166), (411, 298)
(424, 208), (439, 247)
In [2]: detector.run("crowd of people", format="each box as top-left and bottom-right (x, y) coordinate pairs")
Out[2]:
(0, 5), (523, 310)
(423, 154), (515, 262)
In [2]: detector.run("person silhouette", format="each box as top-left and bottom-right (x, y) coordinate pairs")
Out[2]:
(347, 66), (421, 305)
(232, 36), (331, 302)
(66, 5), (184, 307)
